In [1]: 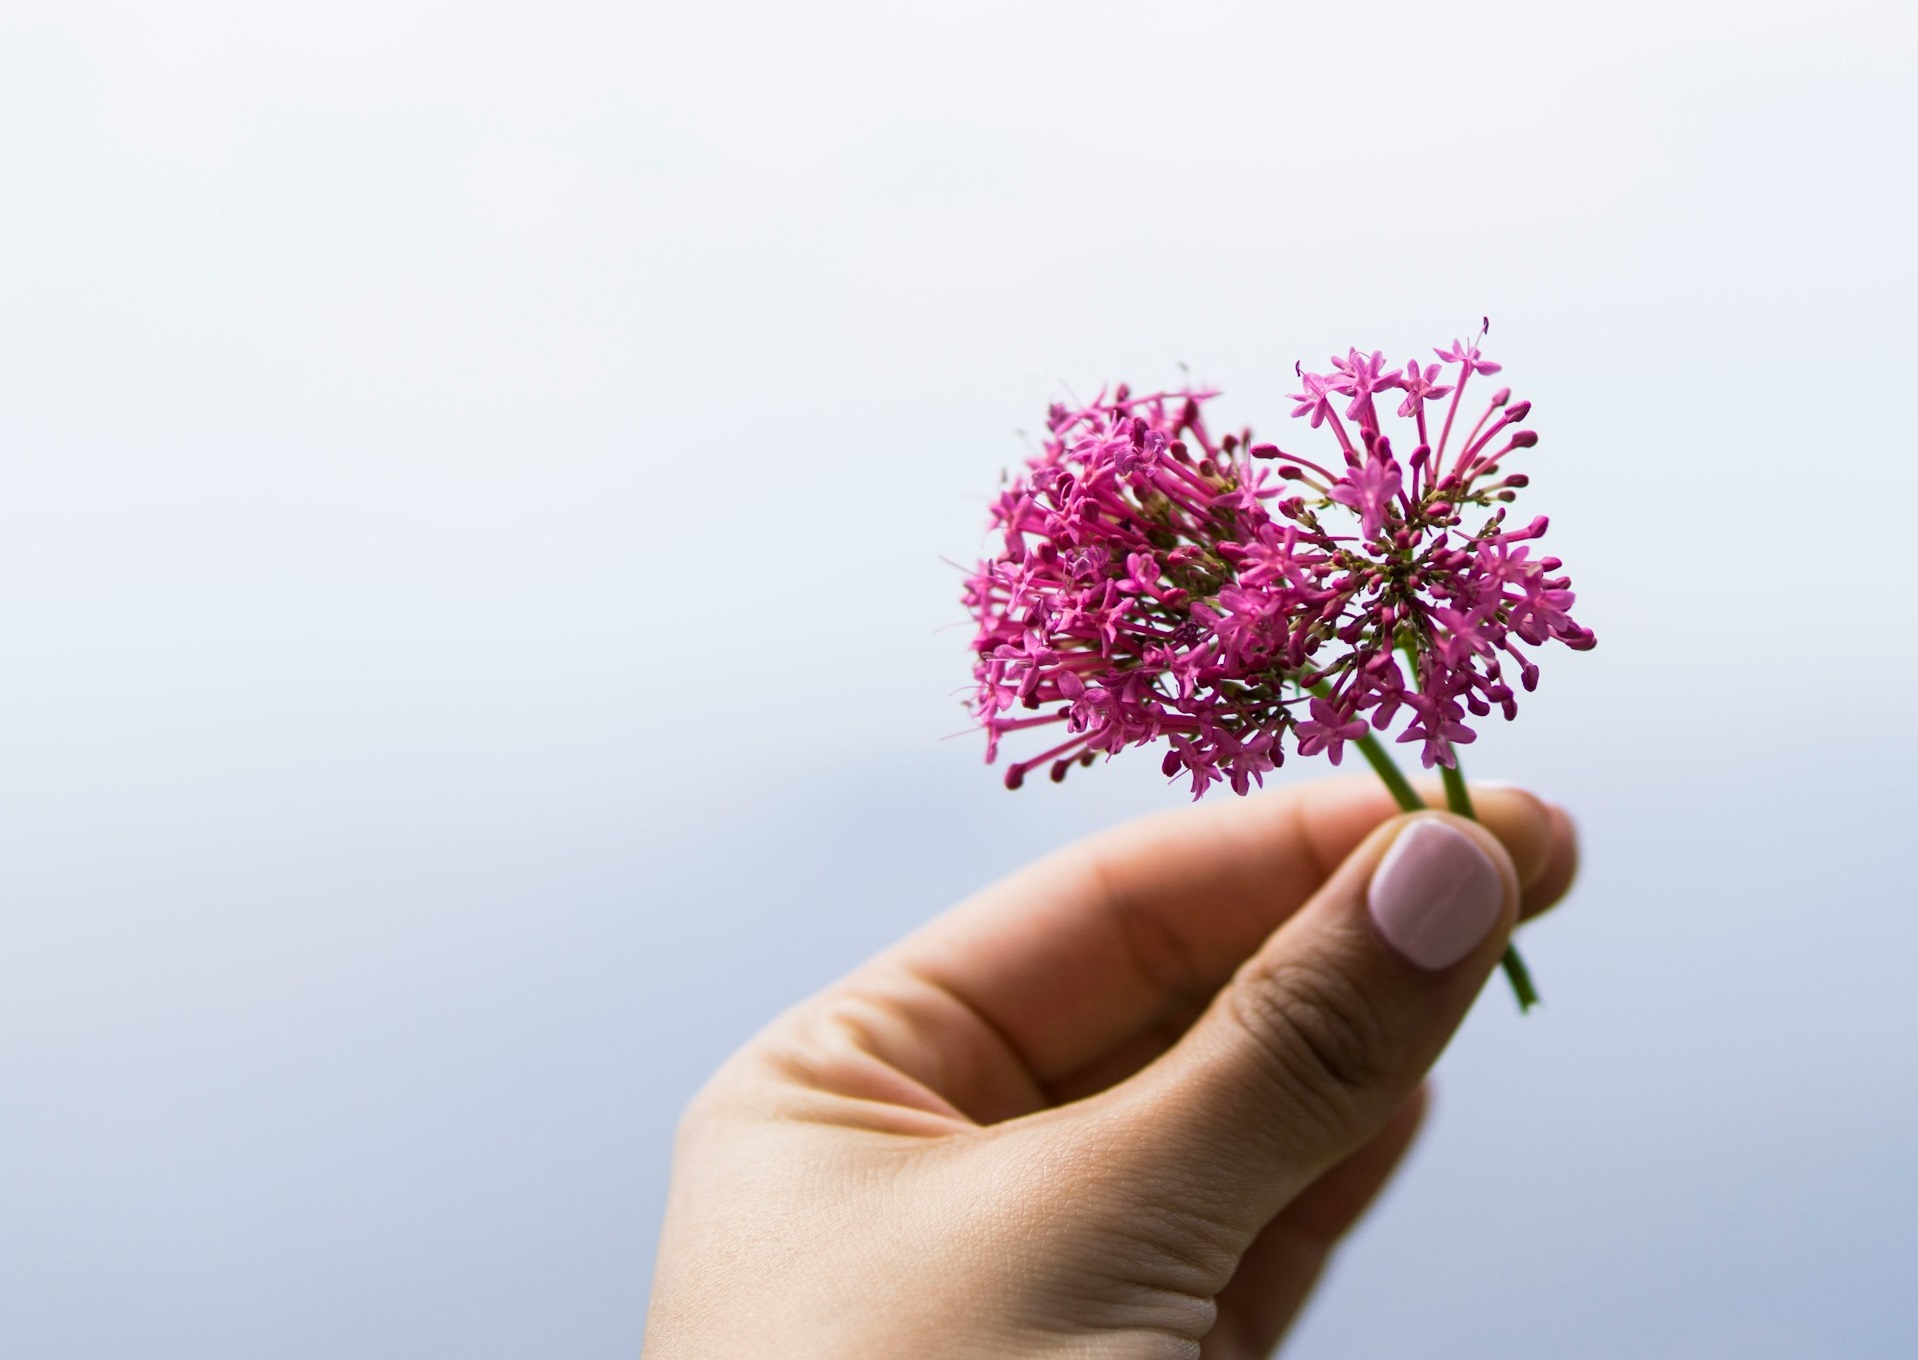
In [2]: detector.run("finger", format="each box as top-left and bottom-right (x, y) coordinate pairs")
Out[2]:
(883, 780), (1561, 1091)
(1523, 802), (1579, 920)
(1202, 1087), (1428, 1360)
(1047, 787), (1573, 1105)
(1085, 812), (1520, 1252)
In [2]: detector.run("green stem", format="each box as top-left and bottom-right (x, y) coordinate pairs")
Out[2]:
(1496, 936), (1540, 1013)
(1439, 761), (1475, 818)
(1344, 723), (1540, 1013)
(1353, 728), (1423, 813)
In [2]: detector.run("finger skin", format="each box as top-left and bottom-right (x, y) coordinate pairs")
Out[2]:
(1042, 784), (1569, 1107)
(1201, 1087), (1429, 1360)
(883, 779), (1570, 1096)
(1524, 802), (1579, 920)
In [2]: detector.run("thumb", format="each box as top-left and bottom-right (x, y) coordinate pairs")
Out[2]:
(1092, 811), (1520, 1245)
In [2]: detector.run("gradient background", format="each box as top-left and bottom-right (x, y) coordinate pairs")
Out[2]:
(4, 2), (1916, 1355)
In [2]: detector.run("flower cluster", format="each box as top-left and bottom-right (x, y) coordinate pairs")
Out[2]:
(964, 331), (1594, 796)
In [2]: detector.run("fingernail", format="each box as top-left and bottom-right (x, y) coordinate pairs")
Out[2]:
(1367, 819), (1505, 970)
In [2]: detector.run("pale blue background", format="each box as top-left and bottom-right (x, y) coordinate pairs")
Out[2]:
(3, 2), (1915, 1355)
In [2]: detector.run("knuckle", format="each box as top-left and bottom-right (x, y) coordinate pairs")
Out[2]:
(1226, 955), (1396, 1128)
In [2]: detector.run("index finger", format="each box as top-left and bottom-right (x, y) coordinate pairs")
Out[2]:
(881, 776), (1568, 1089)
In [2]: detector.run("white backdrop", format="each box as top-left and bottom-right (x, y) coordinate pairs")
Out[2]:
(3, 2), (1916, 1355)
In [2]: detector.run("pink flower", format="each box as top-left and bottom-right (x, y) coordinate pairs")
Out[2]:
(1326, 348), (1404, 426)
(1327, 440), (1403, 540)
(1295, 695), (1369, 766)
(1396, 361), (1454, 420)
(1287, 368), (1341, 429)
(1435, 332), (1503, 378)
(964, 334), (1592, 793)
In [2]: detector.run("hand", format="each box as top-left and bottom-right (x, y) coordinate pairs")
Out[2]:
(643, 777), (1578, 1358)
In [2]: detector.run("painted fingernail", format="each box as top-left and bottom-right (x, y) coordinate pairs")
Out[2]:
(1367, 819), (1505, 970)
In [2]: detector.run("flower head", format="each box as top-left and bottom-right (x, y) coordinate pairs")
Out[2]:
(964, 336), (1593, 795)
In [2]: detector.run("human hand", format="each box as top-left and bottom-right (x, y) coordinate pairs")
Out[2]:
(643, 777), (1578, 1358)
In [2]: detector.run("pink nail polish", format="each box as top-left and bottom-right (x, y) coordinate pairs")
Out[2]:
(1367, 819), (1505, 970)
